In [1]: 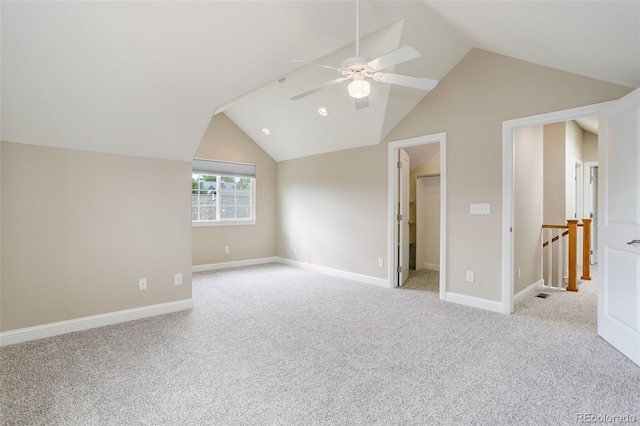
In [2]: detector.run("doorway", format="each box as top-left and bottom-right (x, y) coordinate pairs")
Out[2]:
(502, 102), (612, 314)
(504, 90), (640, 366)
(387, 133), (446, 300)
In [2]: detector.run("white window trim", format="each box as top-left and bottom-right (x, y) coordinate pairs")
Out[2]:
(192, 174), (256, 227)
(192, 219), (256, 227)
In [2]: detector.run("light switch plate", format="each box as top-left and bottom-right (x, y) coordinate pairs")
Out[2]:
(470, 203), (491, 215)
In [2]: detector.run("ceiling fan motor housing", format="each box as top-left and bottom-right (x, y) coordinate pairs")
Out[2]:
(341, 56), (373, 76)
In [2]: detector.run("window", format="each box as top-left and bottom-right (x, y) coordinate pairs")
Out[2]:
(192, 159), (256, 226)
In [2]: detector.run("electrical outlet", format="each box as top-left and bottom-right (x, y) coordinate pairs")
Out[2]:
(378, 258), (384, 267)
(174, 273), (182, 285)
(139, 278), (147, 291)
(517, 268), (521, 280)
(466, 271), (474, 282)
(224, 246), (230, 254)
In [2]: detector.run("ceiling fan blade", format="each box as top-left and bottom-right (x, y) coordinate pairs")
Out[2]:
(373, 72), (438, 91)
(292, 60), (344, 73)
(290, 77), (349, 100)
(367, 45), (421, 71)
(355, 97), (369, 110)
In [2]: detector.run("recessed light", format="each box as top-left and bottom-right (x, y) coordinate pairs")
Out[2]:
(318, 107), (329, 117)
(262, 128), (271, 135)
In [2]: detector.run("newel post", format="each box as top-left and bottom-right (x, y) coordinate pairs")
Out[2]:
(567, 219), (579, 292)
(581, 219), (592, 281)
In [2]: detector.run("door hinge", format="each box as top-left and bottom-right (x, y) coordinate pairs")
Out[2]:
(397, 161), (403, 169)
(510, 227), (513, 232)
(397, 266), (402, 273)
(397, 213), (403, 221)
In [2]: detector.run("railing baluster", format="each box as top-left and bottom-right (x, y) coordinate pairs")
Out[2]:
(567, 219), (579, 292)
(541, 221), (583, 292)
(557, 229), (563, 289)
(547, 228), (552, 288)
(582, 218), (592, 281)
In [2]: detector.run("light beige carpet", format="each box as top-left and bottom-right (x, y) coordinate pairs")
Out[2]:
(1, 263), (638, 425)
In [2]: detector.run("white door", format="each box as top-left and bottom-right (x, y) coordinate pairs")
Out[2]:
(598, 88), (640, 366)
(398, 149), (410, 286)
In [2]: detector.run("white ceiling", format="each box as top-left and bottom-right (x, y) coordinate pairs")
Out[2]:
(222, 7), (470, 162)
(1, 1), (638, 163)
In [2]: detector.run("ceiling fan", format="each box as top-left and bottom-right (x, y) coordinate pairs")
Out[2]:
(290, 0), (438, 110)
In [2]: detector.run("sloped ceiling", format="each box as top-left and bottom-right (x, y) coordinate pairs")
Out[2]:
(426, 1), (640, 89)
(1, 1), (638, 163)
(222, 4), (471, 162)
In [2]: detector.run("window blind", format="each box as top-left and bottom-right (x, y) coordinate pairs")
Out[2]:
(192, 158), (256, 178)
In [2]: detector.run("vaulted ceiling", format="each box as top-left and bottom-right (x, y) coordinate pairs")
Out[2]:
(1, 1), (638, 163)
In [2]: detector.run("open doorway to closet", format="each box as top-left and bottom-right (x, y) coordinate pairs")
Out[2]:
(388, 133), (446, 300)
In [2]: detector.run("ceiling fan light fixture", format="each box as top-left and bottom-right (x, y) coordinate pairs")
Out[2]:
(347, 77), (371, 99)
(289, 0), (437, 109)
(318, 107), (329, 116)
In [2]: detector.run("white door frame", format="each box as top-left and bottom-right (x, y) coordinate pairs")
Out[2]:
(388, 132), (446, 300)
(574, 159), (584, 221)
(584, 162), (599, 264)
(501, 102), (613, 314)
(584, 162), (598, 220)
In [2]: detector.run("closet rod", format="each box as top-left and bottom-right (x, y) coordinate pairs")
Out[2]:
(416, 173), (440, 179)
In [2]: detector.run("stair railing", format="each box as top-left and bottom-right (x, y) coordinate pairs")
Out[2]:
(541, 218), (591, 292)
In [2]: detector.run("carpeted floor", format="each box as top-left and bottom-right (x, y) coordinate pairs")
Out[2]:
(401, 269), (439, 292)
(1, 263), (638, 425)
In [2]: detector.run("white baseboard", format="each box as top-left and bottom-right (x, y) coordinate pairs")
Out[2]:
(444, 292), (503, 313)
(514, 279), (543, 305)
(0, 299), (193, 347)
(276, 257), (390, 288)
(192, 257), (279, 272)
(423, 263), (440, 272)
(193, 256), (389, 288)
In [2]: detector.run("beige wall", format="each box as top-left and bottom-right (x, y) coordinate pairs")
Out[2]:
(583, 130), (598, 163)
(193, 113), (276, 266)
(1, 142), (192, 331)
(277, 48), (630, 301)
(417, 177), (441, 271)
(565, 120), (584, 220)
(514, 126), (543, 294)
(543, 122), (568, 225)
(410, 147), (441, 271)
(385, 49), (629, 300)
(277, 144), (388, 278)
